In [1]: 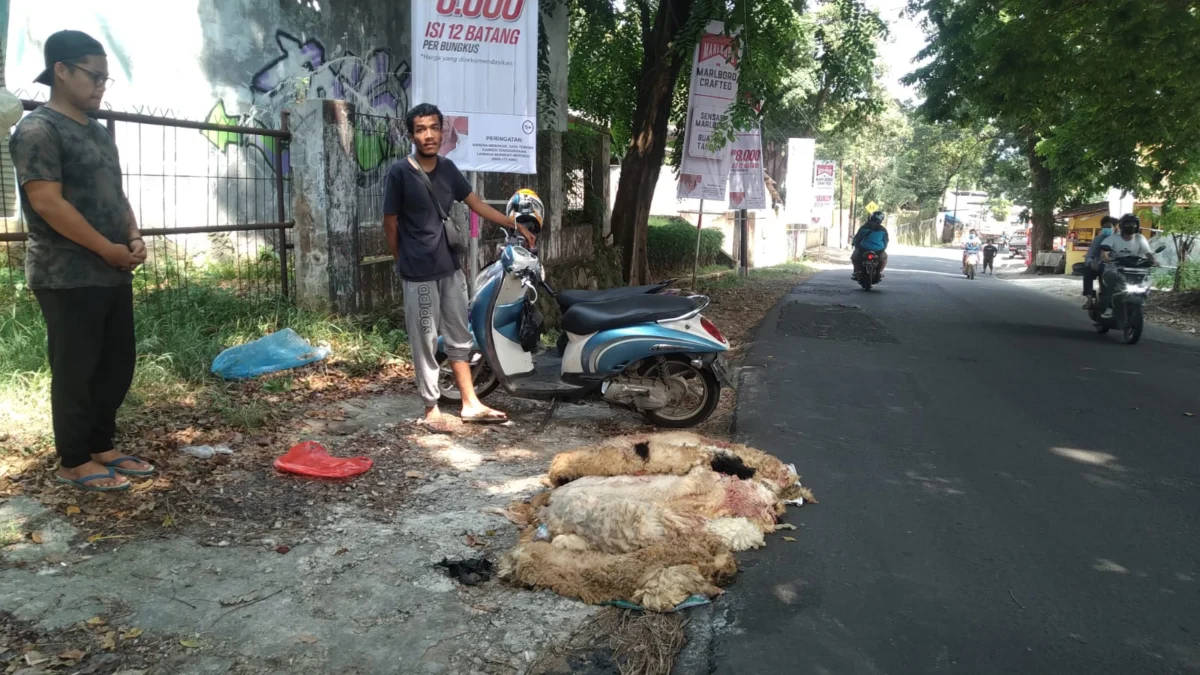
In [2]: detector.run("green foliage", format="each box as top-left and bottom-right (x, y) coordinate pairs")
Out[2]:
(567, 0), (643, 153)
(1142, 205), (1200, 292)
(646, 218), (725, 272)
(0, 283), (411, 441)
(984, 195), (1012, 223)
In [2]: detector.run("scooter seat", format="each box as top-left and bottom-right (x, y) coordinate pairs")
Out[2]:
(561, 294), (698, 335)
(556, 284), (666, 310)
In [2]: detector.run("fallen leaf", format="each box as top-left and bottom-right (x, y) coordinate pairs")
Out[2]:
(297, 633), (318, 644)
(100, 630), (117, 651)
(66, 506), (82, 516)
(130, 479), (156, 492)
(57, 648), (88, 661)
(782, 536), (798, 542)
(219, 593), (260, 607)
(162, 515), (176, 527)
(86, 616), (107, 627)
(275, 545), (291, 555)
(29, 531), (44, 544)
(776, 523), (797, 531)
(334, 547), (349, 556)
(405, 470), (426, 480)
(485, 530), (496, 536)
(465, 534), (484, 548)
(24, 651), (49, 665)
(179, 638), (203, 649)
(120, 627), (143, 639)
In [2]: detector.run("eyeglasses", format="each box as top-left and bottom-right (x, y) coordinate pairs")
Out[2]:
(72, 65), (114, 89)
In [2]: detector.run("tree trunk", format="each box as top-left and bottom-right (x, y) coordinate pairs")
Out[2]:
(610, 0), (696, 284)
(1026, 135), (1055, 272)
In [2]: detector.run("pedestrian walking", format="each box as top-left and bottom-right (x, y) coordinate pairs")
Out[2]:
(10, 30), (154, 491)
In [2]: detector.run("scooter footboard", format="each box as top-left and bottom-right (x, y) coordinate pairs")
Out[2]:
(571, 323), (727, 376)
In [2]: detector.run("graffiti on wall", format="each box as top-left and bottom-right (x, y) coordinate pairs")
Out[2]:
(204, 30), (412, 175)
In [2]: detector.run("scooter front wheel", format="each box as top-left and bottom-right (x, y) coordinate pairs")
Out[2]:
(436, 351), (500, 405)
(641, 360), (721, 428)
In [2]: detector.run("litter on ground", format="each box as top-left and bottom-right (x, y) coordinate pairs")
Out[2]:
(210, 328), (331, 380)
(273, 441), (373, 479)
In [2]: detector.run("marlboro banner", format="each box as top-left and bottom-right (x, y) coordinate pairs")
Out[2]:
(811, 159), (836, 226)
(412, 0), (539, 173)
(813, 160), (836, 193)
(677, 21), (741, 200)
(727, 127), (767, 210)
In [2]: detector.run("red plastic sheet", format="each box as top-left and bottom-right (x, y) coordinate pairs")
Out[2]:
(274, 441), (372, 479)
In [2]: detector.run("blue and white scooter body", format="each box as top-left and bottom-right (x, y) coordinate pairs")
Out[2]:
(460, 240), (731, 426)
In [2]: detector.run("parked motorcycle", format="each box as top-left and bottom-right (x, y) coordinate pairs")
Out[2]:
(439, 229), (729, 427)
(858, 251), (883, 291)
(436, 279), (677, 405)
(1088, 246), (1165, 345)
(964, 250), (980, 279)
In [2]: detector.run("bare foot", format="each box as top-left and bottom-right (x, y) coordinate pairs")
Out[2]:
(92, 449), (152, 473)
(460, 404), (508, 423)
(422, 407), (458, 433)
(57, 460), (129, 489)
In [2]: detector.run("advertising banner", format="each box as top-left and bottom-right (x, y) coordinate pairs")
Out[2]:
(784, 138), (815, 224)
(727, 127), (767, 210)
(412, 0), (539, 173)
(677, 21), (741, 200)
(813, 160), (836, 193)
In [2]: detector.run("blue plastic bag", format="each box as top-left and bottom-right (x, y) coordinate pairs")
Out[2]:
(211, 328), (331, 380)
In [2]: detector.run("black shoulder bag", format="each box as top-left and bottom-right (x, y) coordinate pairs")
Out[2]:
(407, 156), (468, 255)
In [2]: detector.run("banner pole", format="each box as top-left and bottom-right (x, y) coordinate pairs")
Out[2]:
(469, 172), (480, 296)
(692, 199), (706, 290)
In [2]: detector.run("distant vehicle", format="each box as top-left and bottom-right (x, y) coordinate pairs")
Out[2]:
(1008, 233), (1029, 258)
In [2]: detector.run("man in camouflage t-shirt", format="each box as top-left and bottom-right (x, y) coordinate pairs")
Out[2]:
(9, 30), (153, 491)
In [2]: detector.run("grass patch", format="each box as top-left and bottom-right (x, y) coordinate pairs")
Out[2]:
(0, 283), (411, 447)
(694, 262), (809, 292)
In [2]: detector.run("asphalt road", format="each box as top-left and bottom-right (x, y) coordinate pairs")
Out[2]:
(707, 247), (1200, 675)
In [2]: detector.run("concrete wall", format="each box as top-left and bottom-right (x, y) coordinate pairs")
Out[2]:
(6, 0), (411, 268)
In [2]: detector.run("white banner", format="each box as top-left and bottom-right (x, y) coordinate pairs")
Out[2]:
(677, 21), (740, 201)
(727, 127), (767, 210)
(412, 0), (539, 173)
(784, 138), (815, 224)
(813, 160), (836, 193)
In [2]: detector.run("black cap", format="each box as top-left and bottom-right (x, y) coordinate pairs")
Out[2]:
(35, 30), (107, 86)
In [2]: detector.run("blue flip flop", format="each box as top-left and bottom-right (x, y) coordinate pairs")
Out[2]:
(103, 455), (155, 477)
(56, 467), (130, 492)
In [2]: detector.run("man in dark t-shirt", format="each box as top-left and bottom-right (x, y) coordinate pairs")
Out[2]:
(10, 31), (153, 491)
(384, 103), (536, 428)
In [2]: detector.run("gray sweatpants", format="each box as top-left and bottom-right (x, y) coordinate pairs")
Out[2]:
(403, 270), (473, 407)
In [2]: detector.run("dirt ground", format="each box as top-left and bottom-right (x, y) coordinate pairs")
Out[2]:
(0, 266), (810, 675)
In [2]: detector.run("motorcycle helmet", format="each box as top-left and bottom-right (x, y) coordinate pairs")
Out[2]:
(868, 210), (885, 225)
(1118, 213), (1140, 236)
(506, 189), (544, 234)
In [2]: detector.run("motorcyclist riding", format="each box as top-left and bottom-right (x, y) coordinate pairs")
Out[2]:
(1082, 215), (1118, 309)
(1101, 213), (1157, 265)
(962, 229), (982, 273)
(851, 210), (889, 281)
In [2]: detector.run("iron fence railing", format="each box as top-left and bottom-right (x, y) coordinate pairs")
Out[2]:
(0, 100), (293, 309)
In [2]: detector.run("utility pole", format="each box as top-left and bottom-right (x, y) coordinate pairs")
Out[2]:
(838, 156), (844, 249)
(952, 176), (961, 240)
(849, 163), (858, 249)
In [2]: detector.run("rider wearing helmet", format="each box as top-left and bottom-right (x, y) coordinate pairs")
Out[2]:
(1101, 213), (1156, 264)
(962, 228), (982, 273)
(851, 210), (889, 280)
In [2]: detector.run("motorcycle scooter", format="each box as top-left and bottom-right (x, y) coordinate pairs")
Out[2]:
(440, 230), (732, 428)
(858, 251), (883, 291)
(1088, 246), (1165, 345)
(964, 249), (980, 279)
(436, 275), (678, 404)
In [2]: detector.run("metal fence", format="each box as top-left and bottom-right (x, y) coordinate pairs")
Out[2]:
(0, 99), (293, 309)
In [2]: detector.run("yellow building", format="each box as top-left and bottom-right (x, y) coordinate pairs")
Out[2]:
(1059, 202), (1161, 274)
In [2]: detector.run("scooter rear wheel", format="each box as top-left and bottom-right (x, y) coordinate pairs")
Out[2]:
(641, 360), (721, 428)
(436, 351), (501, 405)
